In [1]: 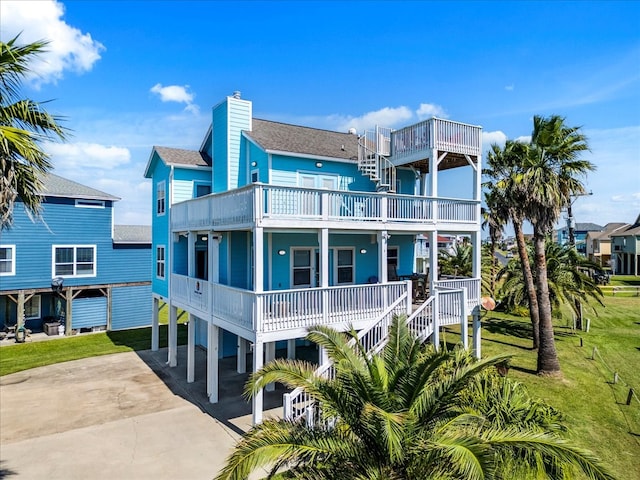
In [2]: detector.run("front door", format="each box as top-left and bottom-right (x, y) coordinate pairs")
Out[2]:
(292, 248), (317, 288)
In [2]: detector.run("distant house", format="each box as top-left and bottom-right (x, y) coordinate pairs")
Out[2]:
(145, 92), (483, 424)
(585, 222), (628, 267)
(610, 213), (640, 275)
(556, 222), (603, 255)
(0, 174), (152, 335)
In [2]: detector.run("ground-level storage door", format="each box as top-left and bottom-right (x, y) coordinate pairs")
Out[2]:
(72, 296), (107, 330)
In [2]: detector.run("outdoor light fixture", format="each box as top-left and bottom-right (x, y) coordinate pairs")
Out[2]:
(360, 248), (367, 254)
(278, 249), (286, 256)
(315, 162), (323, 168)
(201, 236), (208, 241)
(251, 161), (257, 167)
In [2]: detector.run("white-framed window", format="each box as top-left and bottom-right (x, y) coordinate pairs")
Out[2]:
(25, 295), (41, 320)
(156, 246), (166, 279)
(52, 245), (96, 277)
(75, 199), (105, 208)
(157, 181), (166, 215)
(0, 245), (16, 276)
(335, 248), (354, 285)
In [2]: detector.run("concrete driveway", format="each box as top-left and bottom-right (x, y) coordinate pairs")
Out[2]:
(0, 345), (287, 479)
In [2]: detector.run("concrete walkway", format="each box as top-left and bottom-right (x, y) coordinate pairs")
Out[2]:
(0, 345), (290, 479)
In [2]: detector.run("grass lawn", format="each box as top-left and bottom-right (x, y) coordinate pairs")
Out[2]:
(0, 323), (188, 377)
(474, 294), (640, 480)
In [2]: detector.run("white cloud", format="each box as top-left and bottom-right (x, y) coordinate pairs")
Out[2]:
(150, 83), (199, 114)
(45, 142), (131, 170)
(334, 106), (413, 133)
(416, 103), (448, 120)
(0, 0), (104, 87)
(481, 130), (507, 152)
(505, 84), (514, 91)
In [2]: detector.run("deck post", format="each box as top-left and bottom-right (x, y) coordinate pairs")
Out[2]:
(207, 323), (219, 403)
(151, 297), (159, 351)
(432, 291), (440, 350)
(252, 340), (264, 425)
(472, 308), (481, 359)
(319, 228), (329, 325)
(237, 337), (247, 373)
(187, 313), (195, 383)
(460, 288), (468, 350)
(378, 231), (388, 283)
(287, 339), (296, 359)
(265, 341), (276, 392)
(427, 231), (437, 295)
(168, 304), (178, 367)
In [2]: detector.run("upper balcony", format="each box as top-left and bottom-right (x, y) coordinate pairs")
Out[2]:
(171, 184), (479, 233)
(389, 117), (482, 167)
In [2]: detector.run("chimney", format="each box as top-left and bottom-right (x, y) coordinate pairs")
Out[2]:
(232, 91), (241, 99)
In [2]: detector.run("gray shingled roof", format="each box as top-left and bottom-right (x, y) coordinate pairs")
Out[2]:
(154, 146), (211, 167)
(245, 119), (359, 161)
(41, 173), (120, 201)
(113, 225), (151, 244)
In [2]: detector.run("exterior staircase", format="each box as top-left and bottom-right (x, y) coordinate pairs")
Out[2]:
(282, 286), (468, 425)
(358, 126), (397, 192)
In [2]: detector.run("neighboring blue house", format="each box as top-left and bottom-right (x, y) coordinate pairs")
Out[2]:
(145, 92), (483, 424)
(0, 173), (152, 335)
(556, 222), (603, 255)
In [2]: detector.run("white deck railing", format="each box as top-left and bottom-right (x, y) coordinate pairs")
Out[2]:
(170, 274), (410, 335)
(171, 184), (478, 231)
(391, 118), (481, 162)
(436, 277), (481, 311)
(283, 287), (469, 424)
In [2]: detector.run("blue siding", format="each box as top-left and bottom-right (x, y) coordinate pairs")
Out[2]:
(229, 231), (248, 289)
(213, 99), (229, 193)
(72, 297), (107, 329)
(213, 96), (251, 193)
(111, 285), (152, 330)
(150, 152), (170, 298)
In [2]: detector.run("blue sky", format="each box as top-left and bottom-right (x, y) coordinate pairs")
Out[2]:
(2, 0), (639, 230)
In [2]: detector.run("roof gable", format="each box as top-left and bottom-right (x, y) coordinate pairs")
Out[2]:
(245, 119), (359, 161)
(144, 146), (211, 178)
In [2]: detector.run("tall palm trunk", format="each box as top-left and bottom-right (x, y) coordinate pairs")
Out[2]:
(514, 220), (539, 349)
(533, 229), (561, 375)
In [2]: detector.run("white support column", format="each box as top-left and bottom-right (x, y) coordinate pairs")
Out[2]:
(254, 227), (264, 292)
(471, 230), (482, 280)
(472, 309), (482, 359)
(318, 345), (329, 366)
(187, 313), (195, 383)
(287, 339), (296, 359)
(151, 297), (159, 351)
(187, 232), (196, 277)
(427, 231), (437, 293)
(432, 291), (440, 350)
(265, 341), (276, 392)
(252, 340), (264, 425)
(378, 231), (389, 283)
(237, 337), (247, 374)
(207, 323), (219, 403)
(168, 304), (178, 367)
(460, 289), (469, 350)
(319, 228), (329, 325)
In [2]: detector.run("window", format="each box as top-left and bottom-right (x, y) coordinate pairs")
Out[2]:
(156, 246), (165, 279)
(292, 249), (313, 287)
(157, 181), (166, 215)
(53, 245), (96, 277)
(0, 245), (15, 276)
(195, 184), (211, 197)
(75, 199), (105, 208)
(335, 248), (354, 285)
(25, 295), (41, 320)
(251, 170), (259, 183)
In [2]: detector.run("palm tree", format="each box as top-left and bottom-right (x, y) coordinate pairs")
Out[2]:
(525, 115), (592, 375)
(438, 241), (473, 278)
(499, 241), (603, 321)
(484, 141), (541, 349)
(215, 317), (614, 479)
(481, 191), (505, 298)
(0, 35), (68, 229)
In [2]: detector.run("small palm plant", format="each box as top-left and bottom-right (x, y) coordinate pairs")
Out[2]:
(215, 316), (614, 479)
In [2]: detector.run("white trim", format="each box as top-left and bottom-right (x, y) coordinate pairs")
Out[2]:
(52, 245), (97, 278)
(156, 245), (166, 280)
(24, 295), (41, 320)
(75, 199), (105, 208)
(0, 244), (16, 276)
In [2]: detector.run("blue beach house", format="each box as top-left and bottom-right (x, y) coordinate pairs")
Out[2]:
(0, 174), (151, 336)
(144, 92), (483, 424)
